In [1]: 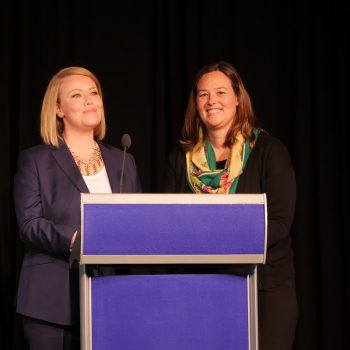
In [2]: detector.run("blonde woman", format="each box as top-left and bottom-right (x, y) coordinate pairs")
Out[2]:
(14, 67), (141, 349)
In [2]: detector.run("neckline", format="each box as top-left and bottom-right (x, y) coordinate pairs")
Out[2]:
(216, 159), (227, 169)
(82, 166), (106, 178)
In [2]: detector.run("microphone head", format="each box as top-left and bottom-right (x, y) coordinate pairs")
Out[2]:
(121, 133), (131, 150)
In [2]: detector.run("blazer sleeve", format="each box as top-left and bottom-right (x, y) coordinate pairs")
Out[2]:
(14, 149), (76, 254)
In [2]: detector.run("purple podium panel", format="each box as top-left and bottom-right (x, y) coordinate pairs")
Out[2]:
(83, 204), (265, 255)
(91, 274), (248, 350)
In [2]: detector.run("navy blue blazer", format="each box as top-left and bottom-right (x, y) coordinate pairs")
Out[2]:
(14, 141), (141, 325)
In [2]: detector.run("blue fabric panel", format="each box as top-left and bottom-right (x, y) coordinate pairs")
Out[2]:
(83, 204), (264, 255)
(91, 274), (248, 350)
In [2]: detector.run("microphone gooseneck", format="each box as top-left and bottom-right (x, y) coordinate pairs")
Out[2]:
(120, 134), (132, 193)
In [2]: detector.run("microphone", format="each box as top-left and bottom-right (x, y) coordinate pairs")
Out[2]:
(120, 134), (131, 193)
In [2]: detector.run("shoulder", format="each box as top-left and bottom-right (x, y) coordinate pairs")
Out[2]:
(15, 144), (57, 181)
(19, 144), (51, 155)
(98, 141), (129, 160)
(166, 145), (186, 168)
(17, 144), (53, 163)
(255, 131), (287, 150)
(99, 141), (137, 169)
(255, 132), (291, 158)
(253, 131), (294, 173)
(98, 141), (123, 155)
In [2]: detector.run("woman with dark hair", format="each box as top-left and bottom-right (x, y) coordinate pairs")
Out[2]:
(163, 61), (298, 350)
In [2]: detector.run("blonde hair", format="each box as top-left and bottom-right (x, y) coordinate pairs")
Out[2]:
(181, 61), (258, 151)
(40, 66), (106, 147)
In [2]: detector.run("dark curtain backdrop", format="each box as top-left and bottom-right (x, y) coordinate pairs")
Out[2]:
(1, 1), (348, 349)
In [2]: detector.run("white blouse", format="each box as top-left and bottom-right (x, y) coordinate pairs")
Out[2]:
(82, 167), (112, 193)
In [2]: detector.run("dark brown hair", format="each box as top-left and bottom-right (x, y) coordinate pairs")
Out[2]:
(181, 61), (258, 151)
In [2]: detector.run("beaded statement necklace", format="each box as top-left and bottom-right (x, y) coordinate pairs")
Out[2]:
(69, 142), (104, 176)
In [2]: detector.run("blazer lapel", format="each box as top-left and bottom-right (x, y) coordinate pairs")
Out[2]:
(51, 142), (90, 193)
(99, 142), (120, 193)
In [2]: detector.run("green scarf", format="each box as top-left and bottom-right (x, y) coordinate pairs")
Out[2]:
(186, 129), (259, 194)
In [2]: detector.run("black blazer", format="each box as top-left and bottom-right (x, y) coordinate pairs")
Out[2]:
(14, 141), (141, 325)
(163, 133), (296, 290)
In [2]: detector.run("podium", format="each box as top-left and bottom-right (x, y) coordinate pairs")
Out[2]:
(78, 193), (267, 350)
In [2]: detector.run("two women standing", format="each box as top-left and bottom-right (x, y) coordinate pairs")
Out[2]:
(14, 62), (297, 350)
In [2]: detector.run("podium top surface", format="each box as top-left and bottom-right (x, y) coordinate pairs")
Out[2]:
(80, 193), (267, 265)
(81, 193), (266, 205)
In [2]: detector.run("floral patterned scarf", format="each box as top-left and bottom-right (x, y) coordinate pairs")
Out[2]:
(186, 130), (258, 194)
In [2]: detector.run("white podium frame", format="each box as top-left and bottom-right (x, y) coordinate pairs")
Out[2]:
(79, 193), (267, 350)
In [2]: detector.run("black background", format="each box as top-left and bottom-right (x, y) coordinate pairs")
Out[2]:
(1, 1), (348, 349)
